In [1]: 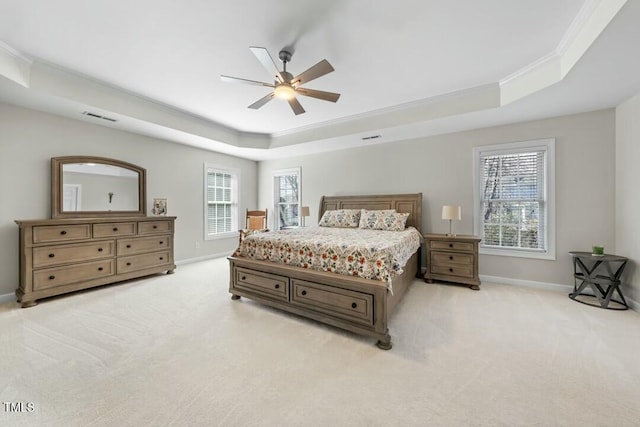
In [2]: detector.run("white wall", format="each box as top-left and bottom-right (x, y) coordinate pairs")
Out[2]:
(0, 103), (257, 297)
(258, 109), (616, 287)
(616, 91), (640, 304)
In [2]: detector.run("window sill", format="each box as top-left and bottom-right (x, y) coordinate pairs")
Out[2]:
(205, 231), (238, 241)
(480, 246), (556, 260)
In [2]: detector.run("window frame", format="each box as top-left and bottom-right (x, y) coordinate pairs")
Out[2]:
(204, 163), (240, 240)
(472, 138), (556, 260)
(272, 167), (301, 231)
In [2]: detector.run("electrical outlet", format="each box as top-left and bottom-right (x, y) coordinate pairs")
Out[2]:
(195, 241), (200, 249)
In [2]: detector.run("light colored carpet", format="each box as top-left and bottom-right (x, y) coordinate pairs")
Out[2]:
(1, 257), (640, 426)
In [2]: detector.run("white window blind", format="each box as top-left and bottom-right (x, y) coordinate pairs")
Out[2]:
(473, 139), (555, 259)
(204, 165), (238, 239)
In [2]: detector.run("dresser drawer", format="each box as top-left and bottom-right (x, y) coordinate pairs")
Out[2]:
(291, 279), (373, 326)
(93, 222), (136, 238)
(234, 267), (289, 301)
(33, 241), (115, 268)
(138, 220), (172, 235)
(431, 252), (473, 266)
(118, 236), (171, 256)
(430, 264), (474, 278)
(430, 240), (474, 252)
(33, 224), (91, 244)
(117, 251), (171, 274)
(33, 259), (115, 291)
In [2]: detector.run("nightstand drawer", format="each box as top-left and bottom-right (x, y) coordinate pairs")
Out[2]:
(431, 252), (473, 266)
(430, 264), (474, 278)
(430, 241), (474, 252)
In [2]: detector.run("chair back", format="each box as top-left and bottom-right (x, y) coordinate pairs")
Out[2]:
(246, 209), (267, 230)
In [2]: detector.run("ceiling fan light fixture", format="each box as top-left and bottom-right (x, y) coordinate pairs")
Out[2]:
(274, 84), (295, 100)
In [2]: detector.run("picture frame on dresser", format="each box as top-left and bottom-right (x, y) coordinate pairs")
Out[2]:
(15, 156), (176, 308)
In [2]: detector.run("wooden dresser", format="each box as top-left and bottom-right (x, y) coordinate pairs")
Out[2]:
(423, 234), (481, 290)
(15, 216), (176, 307)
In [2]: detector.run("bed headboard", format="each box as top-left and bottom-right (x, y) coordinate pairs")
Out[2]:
(319, 193), (423, 233)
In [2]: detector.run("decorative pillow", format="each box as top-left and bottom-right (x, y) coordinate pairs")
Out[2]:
(359, 209), (409, 231)
(318, 209), (361, 228)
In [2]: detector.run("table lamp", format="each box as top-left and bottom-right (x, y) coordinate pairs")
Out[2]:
(301, 206), (310, 227)
(442, 205), (461, 236)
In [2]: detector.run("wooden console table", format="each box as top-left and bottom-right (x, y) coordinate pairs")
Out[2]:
(569, 251), (628, 310)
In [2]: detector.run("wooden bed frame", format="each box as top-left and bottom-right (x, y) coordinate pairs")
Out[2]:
(228, 193), (422, 349)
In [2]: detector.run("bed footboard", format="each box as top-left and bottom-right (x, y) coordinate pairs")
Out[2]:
(228, 251), (418, 349)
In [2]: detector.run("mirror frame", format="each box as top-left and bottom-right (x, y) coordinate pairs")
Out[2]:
(51, 156), (147, 218)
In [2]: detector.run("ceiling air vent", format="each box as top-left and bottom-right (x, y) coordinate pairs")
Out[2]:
(82, 111), (117, 122)
(361, 134), (381, 141)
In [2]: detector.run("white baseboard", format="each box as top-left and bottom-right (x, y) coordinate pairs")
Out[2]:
(3, 269), (637, 312)
(176, 252), (233, 266)
(480, 274), (639, 312)
(0, 292), (16, 304)
(480, 274), (574, 293)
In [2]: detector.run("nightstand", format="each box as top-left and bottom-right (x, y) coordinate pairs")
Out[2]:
(423, 234), (481, 290)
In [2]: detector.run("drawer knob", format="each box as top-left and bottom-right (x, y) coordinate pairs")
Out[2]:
(60, 230), (67, 235)
(159, 257), (164, 260)
(351, 302), (357, 309)
(113, 227), (119, 232)
(274, 283), (280, 289)
(48, 253), (55, 258)
(98, 267), (103, 271)
(301, 290), (307, 296)
(159, 241), (164, 245)
(241, 276), (246, 280)
(449, 256), (453, 260)
(126, 244), (131, 248)
(126, 262), (131, 266)
(153, 225), (158, 229)
(48, 275), (55, 280)
(98, 248), (103, 252)
(449, 243), (453, 248)
(449, 268), (453, 272)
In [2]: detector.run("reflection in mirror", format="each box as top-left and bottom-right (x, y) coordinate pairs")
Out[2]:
(51, 156), (146, 218)
(62, 163), (140, 212)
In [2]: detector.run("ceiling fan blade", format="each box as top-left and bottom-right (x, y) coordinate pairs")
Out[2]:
(291, 59), (334, 87)
(295, 87), (340, 103)
(248, 93), (275, 109)
(288, 97), (305, 115)
(250, 46), (285, 83)
(220, 75), (274, 87)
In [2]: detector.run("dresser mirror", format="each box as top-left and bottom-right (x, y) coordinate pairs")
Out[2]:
(51, 156), (146, 218)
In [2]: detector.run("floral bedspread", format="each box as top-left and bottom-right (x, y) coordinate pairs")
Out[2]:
(233, 226), (422, 290)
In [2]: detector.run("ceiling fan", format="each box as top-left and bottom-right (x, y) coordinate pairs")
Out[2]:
(221, 47), (340, 115)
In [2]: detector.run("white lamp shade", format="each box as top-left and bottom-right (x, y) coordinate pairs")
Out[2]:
(442, 205), (461, 221)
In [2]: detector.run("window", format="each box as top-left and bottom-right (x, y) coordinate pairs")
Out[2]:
(473, 139), (555, 260)
(204, 164), (239, 239)
(273, 168), (301, 230)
